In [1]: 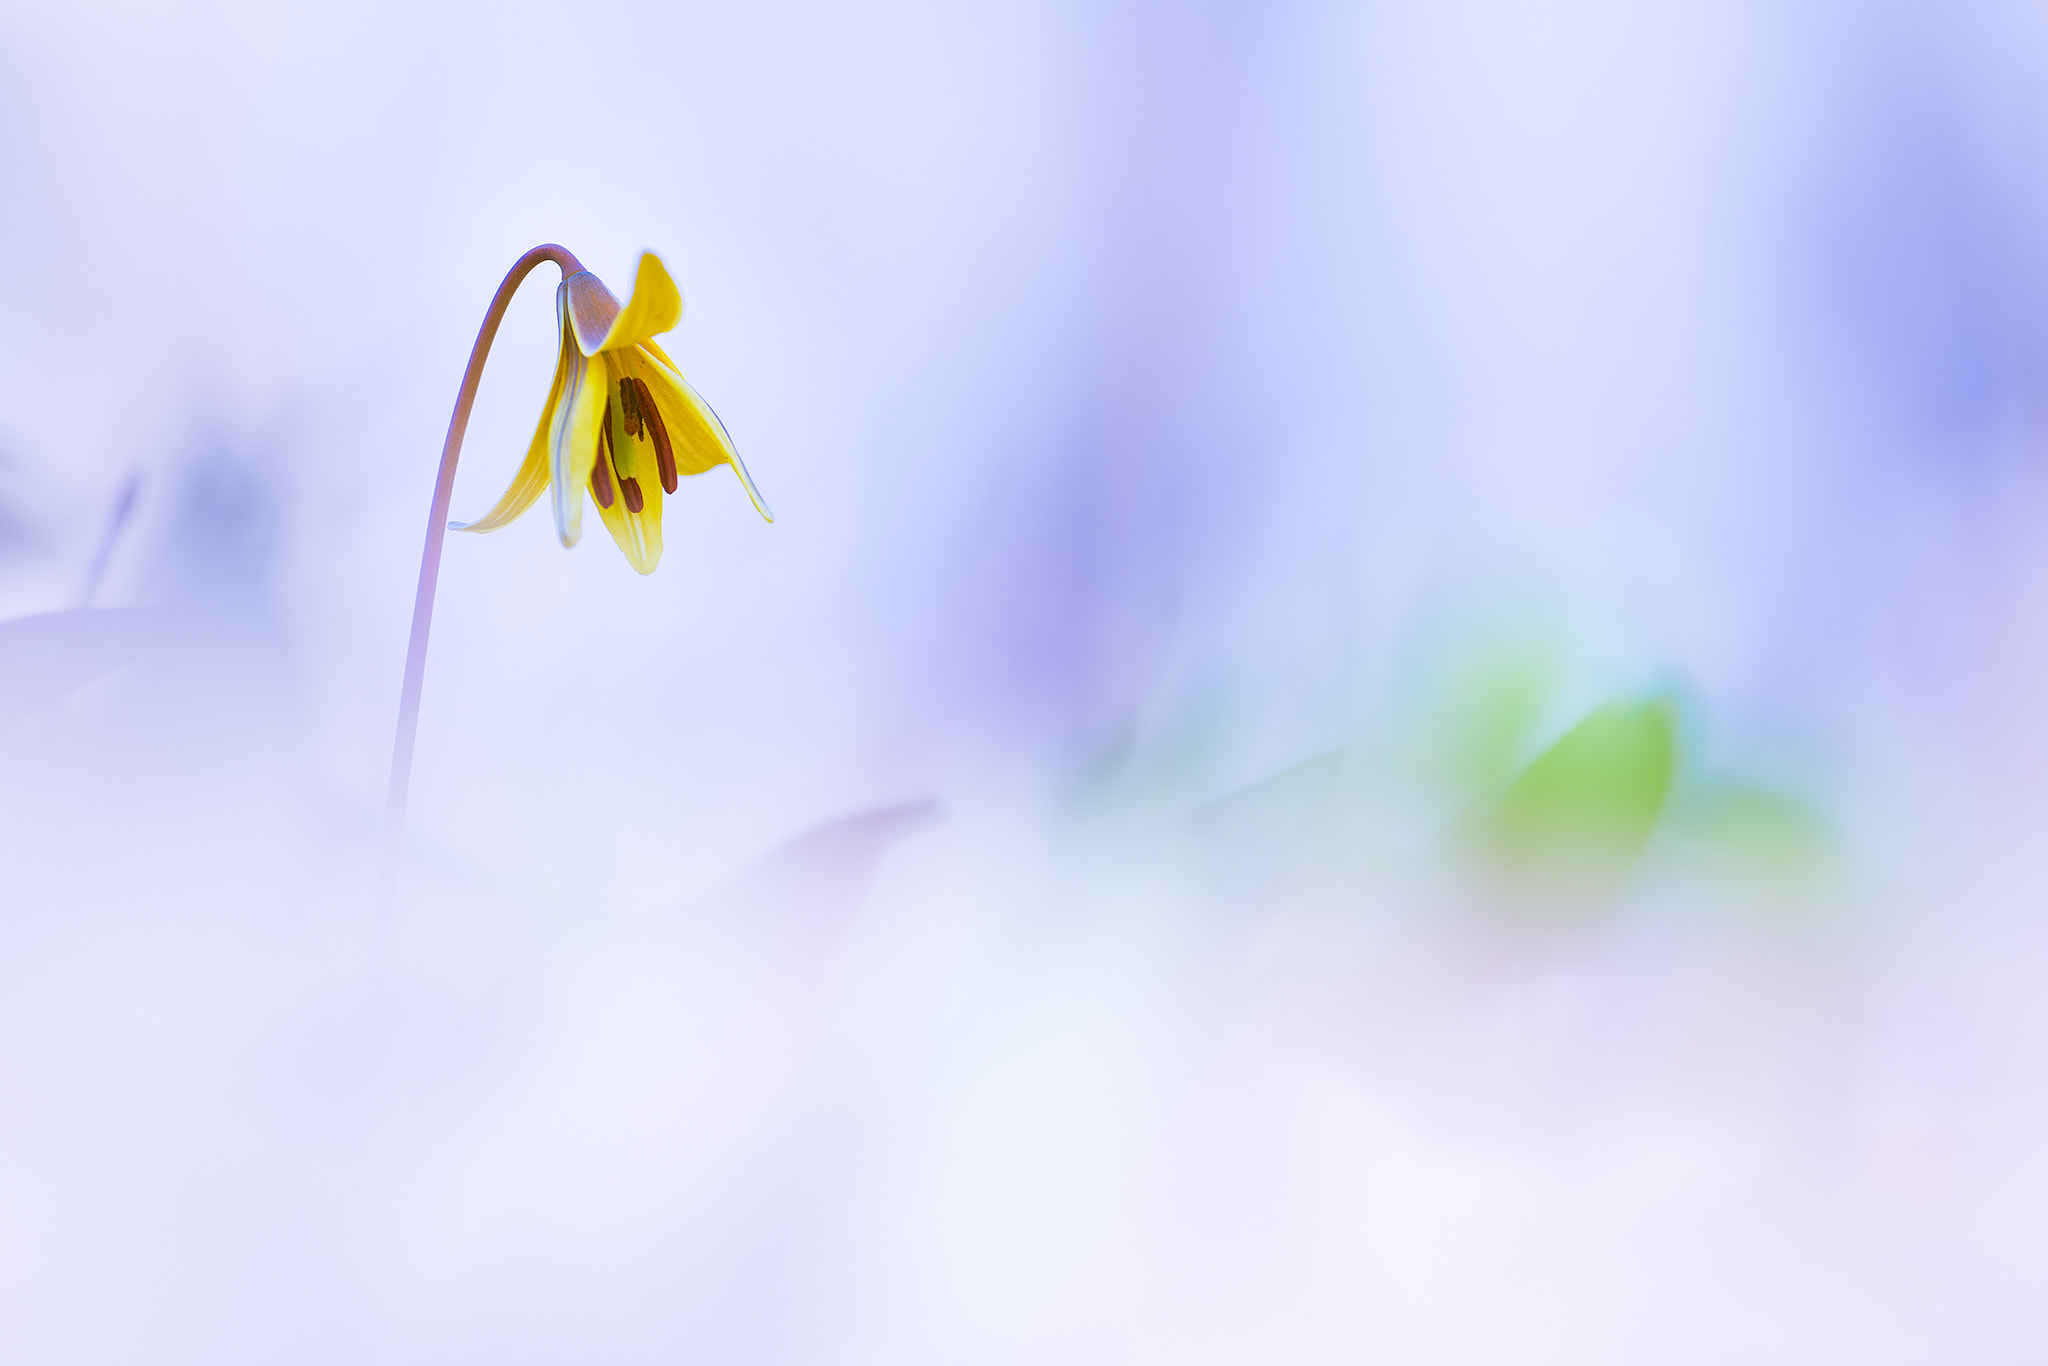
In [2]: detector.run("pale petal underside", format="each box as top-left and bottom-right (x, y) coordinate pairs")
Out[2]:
(549, 325), (605, 547)
(562, 270), (624, 356)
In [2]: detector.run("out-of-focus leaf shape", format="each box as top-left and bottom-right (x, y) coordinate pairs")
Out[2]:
(1067, 687), (1237, 829)
(0, 608), (169, 724)
(1430, 640), (1557, 793)
(1669, 780), (1832, 882)
(1189, 754), (1342, 863)
(704, 799), (942, 933)
(1483, 698), (1678, 880)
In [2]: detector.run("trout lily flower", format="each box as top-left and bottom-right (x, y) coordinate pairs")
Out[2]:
(383, 242), (769, 901)
(454, 251), (771, 574)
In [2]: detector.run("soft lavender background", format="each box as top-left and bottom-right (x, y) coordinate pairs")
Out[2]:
(5, 0), (2048, 1361)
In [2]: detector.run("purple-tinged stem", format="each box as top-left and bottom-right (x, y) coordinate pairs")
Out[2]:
(380, 243), (583, 905)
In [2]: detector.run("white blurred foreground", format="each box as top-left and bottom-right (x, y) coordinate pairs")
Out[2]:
(4, 626), (2047, 1365)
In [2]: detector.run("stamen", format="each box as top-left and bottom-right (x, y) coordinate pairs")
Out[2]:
(591, 404), (617, 508)
(620, 377), (642, 439)
(635, 378), (677, 493)
(621, 476), (645, 514)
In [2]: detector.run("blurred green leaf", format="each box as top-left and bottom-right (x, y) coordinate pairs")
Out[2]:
(1484, 698), (1678, 878)
(1669, 780), (1832, 881)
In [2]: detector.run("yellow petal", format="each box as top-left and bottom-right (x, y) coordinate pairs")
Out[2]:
(550, 304), (606, 547)
(636, 345), (774, 522)
(590, 459), (664, 574)
(588, 355), (663, 573)
(593, 252), (684, 355)
(450, 334), (571, 533)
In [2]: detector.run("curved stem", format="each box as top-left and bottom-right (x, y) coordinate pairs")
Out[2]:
(380, 243), (584, 905)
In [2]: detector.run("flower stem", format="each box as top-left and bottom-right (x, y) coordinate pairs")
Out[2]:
(380, 243), (584, 907)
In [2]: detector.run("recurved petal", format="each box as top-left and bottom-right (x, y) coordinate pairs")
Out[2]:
(549, 330), (606, 547)
(451, 336), (571, 533)
(594, 252), (684, 355)
(636, 345), (774, 522)
(562, 269), (624, 357)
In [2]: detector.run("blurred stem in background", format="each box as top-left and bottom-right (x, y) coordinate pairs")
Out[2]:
(76, 473), (140, 608)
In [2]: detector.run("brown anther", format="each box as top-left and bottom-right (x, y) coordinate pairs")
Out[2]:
(635, 378), (677, 493)
(591, 405), (617, 507)
(621, 475), (645, 514)
(620, 377), (642, 439)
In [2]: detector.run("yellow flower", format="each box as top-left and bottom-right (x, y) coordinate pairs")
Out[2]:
(454, 252), (770, 573)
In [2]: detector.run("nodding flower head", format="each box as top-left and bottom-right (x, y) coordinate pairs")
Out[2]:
(454, 251), (770, 574)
